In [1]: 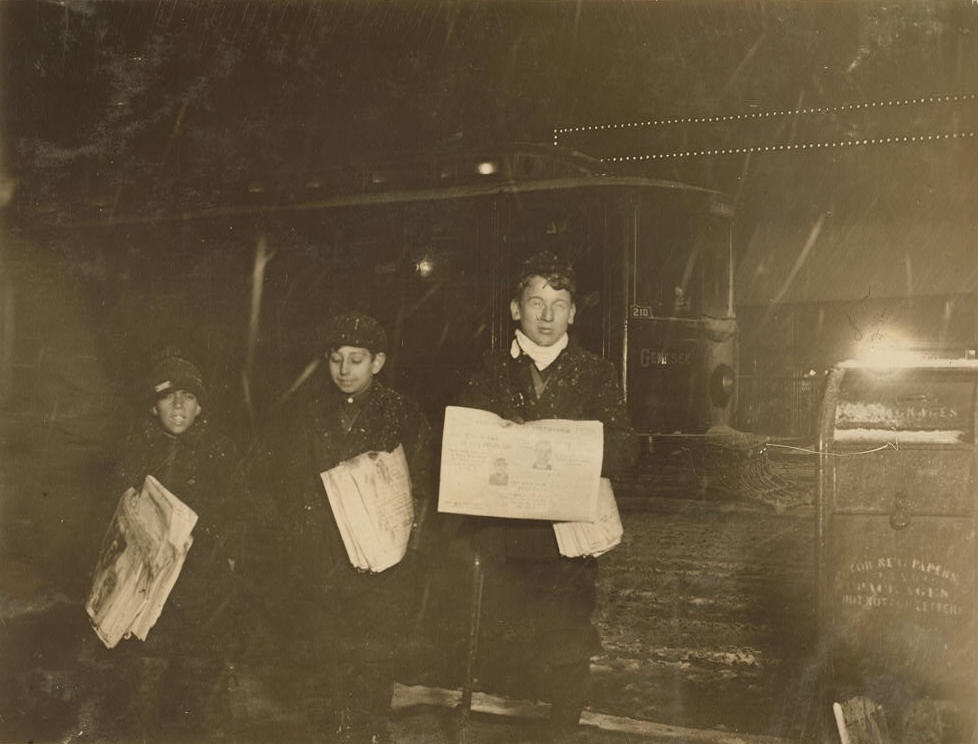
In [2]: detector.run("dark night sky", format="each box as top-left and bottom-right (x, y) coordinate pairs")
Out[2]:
(3, 2), (975, 194)
(1, 0), (976, 304)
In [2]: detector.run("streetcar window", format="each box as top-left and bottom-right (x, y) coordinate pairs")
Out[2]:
(697, 216), (732, 317)
(634, 199), (730, 318)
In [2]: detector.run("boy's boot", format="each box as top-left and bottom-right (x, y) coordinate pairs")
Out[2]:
(295, 654), (334, 741)
(546, 658), (590, 742)
(340, 662), (394, 744)
(195, 659), (234, 739)
(157, 655), (227, 741)
(130, 655), (167, 743)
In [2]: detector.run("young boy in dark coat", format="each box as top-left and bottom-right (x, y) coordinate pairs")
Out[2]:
(457, 251), (638, 741)
(105, 351), (249, 741)
(276, 312), (433, 744)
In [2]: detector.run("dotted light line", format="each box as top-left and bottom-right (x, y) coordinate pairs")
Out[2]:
(599, 132), (976, 162)
(552, 93), (978, 146)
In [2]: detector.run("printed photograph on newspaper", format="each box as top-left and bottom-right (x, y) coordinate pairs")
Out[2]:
(438, 406), (603, 522)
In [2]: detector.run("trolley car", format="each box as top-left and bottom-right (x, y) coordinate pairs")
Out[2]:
(247, 144), (737, 438)
(11, 144), (737, 440)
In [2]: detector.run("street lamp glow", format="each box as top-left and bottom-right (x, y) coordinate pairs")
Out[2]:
(854, 329), (923, 368)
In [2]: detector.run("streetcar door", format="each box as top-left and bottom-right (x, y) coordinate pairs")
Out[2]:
(626, 192), (736, 434)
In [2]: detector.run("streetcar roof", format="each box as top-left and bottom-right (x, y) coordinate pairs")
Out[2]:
(11, 174), (730, 232)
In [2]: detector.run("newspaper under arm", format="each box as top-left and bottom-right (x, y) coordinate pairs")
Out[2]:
(320, 444), (414, 573)
(85, 476), (197, 649)
(552, 478), (623, 558)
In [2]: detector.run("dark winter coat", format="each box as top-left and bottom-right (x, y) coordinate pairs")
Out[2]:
(457, 336), (638, 560)
(110, 415), (249, 652)
(453, 335), (639, 682)
(277, 379), (434, 591)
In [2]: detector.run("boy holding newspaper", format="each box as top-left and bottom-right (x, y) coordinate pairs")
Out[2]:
(456, 251), (638, 742)
(90, 349), (249, 741)
(276, 312), (433, 744)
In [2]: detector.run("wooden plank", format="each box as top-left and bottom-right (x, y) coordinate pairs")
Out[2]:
(392, 683), (795, 744)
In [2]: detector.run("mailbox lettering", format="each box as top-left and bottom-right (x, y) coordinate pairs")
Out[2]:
(836, 553), (966, 617)
(915, 601), (963, 616)
(911, 558), (959, 584)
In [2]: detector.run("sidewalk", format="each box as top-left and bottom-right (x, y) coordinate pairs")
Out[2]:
(386, 685), (795, 744)
(224, 683), (796, 744)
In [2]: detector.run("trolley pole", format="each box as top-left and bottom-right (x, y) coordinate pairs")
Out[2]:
(458, 549), (485, 744)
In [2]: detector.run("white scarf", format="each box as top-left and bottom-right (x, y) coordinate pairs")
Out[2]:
(510, 329), (568, 371)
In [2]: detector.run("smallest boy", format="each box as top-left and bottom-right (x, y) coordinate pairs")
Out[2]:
(103, 350), (248, 742)
(278, 312), (432, 744)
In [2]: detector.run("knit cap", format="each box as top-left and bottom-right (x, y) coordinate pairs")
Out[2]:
(148, 353), (206, 403)
(321, 312), (388, 355)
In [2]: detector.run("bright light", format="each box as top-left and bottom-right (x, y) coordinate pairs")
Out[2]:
(854, 329), (924, 368)
(476, 161), (498, 175)
(416, 258), (434, 278)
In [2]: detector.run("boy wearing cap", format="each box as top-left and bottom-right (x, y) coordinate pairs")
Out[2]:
(104, 350), (249, 741)
(456, 251), (638, 742)
(275, 312), (432, 744)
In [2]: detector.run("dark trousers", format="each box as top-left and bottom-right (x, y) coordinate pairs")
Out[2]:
(481, 555), (599, 727)
(293, 559), (418, 736)
(86, 597), (236, 742)
(88, 644), (230, 742)
(135, 653), (229, 739)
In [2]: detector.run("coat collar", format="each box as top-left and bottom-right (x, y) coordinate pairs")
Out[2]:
(489, 334), (581, 375)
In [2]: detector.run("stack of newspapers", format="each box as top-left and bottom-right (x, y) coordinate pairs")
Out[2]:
(86, 475), (198, 649)
(320, 444), (414, 573)
(553, 478), (623, 558)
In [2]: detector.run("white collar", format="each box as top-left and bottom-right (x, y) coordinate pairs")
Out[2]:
(510, 329), (568, 371)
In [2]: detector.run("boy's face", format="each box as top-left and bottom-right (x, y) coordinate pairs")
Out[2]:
(510, 275), (576, 347)
(153, 390), (201, 435)
(327, 345), (386, 396)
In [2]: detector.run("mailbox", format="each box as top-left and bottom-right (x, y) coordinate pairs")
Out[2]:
(817, 359), (978, 742)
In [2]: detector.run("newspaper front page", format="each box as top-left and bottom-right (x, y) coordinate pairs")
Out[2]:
(438, 406), (603, 522)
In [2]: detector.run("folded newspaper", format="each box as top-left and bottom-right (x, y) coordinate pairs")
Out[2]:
(320, 444), (414, 573)
(86, 475), (198, 649)
(438, 406), (604, 522)
(553, 478), (623, 558)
